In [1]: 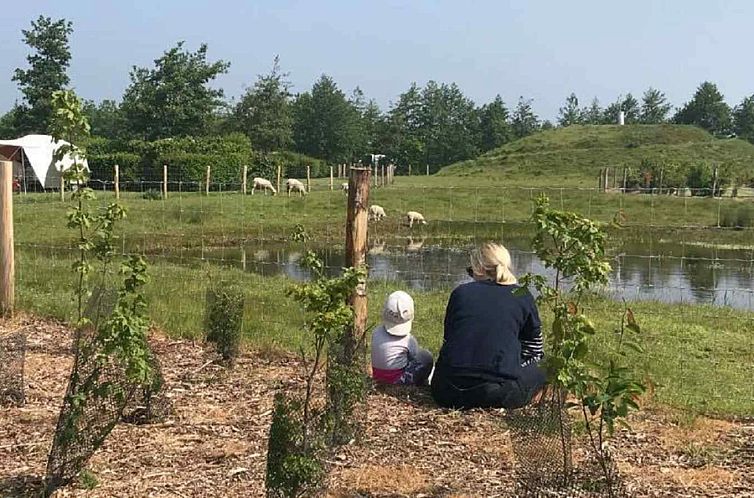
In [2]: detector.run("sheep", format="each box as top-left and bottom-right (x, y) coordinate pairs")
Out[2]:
(406, 237), (425, 252)
(406, 211), (427, 228)
(252, 177), (276, 195)
(341, 182), (349, 194)
(286, 178), (306, 197)
(369, 204), (386, 221)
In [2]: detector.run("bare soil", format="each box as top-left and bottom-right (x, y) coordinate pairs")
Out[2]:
(1, 316), (751, 497)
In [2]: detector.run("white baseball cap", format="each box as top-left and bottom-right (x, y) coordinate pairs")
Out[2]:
(382, 291), (415, 337)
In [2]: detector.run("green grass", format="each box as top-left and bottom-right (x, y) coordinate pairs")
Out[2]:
(16, 250), (754, 418)
(439, 124), (754, 187)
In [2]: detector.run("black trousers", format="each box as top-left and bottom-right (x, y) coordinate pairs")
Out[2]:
(431, 364), (546, 410)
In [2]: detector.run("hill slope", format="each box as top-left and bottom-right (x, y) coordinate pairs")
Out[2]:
(439, 124), (754, 187)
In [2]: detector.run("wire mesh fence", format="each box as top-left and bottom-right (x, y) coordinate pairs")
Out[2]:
(0, 329), (26, 406)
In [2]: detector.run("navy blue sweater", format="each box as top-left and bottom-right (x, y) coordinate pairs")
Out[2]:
(436, 280), (543, 381)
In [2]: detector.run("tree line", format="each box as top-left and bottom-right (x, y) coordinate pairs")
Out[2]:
(3, 15), (754, 174)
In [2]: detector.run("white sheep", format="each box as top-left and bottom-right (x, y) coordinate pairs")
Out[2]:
(369, 204), (386, 221)
(406, 211), (427, 228)
(406, 237), (425, 252)
(286, 178), (306, 197)
(341, 182), (349, 194)
(252, 177), (277, 195)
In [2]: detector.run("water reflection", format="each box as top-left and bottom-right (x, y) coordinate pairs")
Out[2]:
(175, 237), (754, 310)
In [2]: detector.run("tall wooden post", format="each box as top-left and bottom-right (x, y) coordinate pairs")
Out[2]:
(306, 164), (311, 193)
(114, 164), (120, 200)
(276, 164), (282, 194)
(60, 173), (65, 202)
(426, 164), (429, 176)
(658, 168), (664, 195)
(0, 162), (14, 316)
(622, 167), (628, 193)
(242, 165), (248, 195)
(330, 165), (334, 190)
(381, 164), (385, 187)
(711, 166), (719, 197)
(205, 165), (211, 196)
(408, 164), (412, 176)
(162, 164), (168, 199)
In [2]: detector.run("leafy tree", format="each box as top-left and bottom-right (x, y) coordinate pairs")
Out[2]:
(419, 81), (480, 168)
(582, 97), (603, 125)
(673, 81), (732, 136)
(292, 75), (362, 163)
(83, 100), (125, 139)
(12, 15), (74, 134)
(382, 83), (425, 168)
(603, 94), (639, 124)
(558, 93), (582, 127)
(511, 97), (540, 139)
(479, 95), (512, 151)
(361, 99), (383, 154)
(732, 95), (754, 144)
(234, 55), (292, 152)
(640, 87), (672, 124)
(121, 42), (230, 140)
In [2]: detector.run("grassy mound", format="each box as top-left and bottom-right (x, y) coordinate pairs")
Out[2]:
(440, 124), (754, 187)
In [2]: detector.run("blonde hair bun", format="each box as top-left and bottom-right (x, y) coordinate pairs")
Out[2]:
(470, 242), (517, 285)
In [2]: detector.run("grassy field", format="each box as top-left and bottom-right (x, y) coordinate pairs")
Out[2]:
(440, 124), (754, 187)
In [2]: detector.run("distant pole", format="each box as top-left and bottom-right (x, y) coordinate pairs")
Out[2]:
(114, 164), (120, 200)
(712, 166), (719, 197)
(205, 165), (211, 196)
(330, 165), (334, 190)
(426, 164), (429, 176)
(0, 161), (14, 316)
(60, 173), (65, 202)
(306, 164), (311, 193)
(162, 164), (168, 199)
(381, 164), (385, 187)
(658, 168), (664, 195)
(276, 163), (282, 194)
(242, 165), (248, 195)
(408, 163), (412, 176)
(622, 168), (628, 193)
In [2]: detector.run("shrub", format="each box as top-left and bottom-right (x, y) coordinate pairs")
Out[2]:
(720, 204), (754, 229)
(142, 189), (162, 200)
(265, 393), (325, 498)
(88, 152), (142, 183)
(205, 284), (244, 364)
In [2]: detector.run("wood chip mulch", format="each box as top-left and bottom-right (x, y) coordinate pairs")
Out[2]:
(0, 316), (752, 497)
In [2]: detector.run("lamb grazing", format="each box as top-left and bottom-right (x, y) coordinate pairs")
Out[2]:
(406, 211), (427, 228)
(286, 178), (306, 197)
(341, 182), (349, 194)
(252, 177), (276, 195)
(369, 204), (386, 221)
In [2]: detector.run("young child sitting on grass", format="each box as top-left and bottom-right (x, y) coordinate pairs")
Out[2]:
(370, 290), (434, 386)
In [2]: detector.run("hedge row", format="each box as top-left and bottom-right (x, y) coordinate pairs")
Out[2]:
(86, 134), (330, 188)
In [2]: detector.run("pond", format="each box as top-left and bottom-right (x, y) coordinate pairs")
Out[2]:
(179, 236), (754, 310)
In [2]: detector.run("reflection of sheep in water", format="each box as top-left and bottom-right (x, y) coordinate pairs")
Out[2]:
(252, 177), (277, 195)
(285, 179), (306, 197)
(368, 240), (387, 255)
(406, 211), (427, 228)
(369, 205), (386, 221)
(341, 182), (349, 194)
(406, 237), (425, 252)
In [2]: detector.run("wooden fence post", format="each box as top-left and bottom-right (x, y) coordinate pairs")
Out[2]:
(711, 166), (719, 197)
(205, 165), (211, 196)
(381, 164), (385, 187)
(114, 164), (120, 200)
(306, 164), (311, 193)
(426, 164), (429, 176)
(276, 164), (282, 194)
(330, 165), (334, 190)
(163, 164), (168, 199)
(242, 165), (248, 195)
(0, 161), (14, 316)
(408, 164), (412, 176)
(622, 168), (628, 193)
(345, 165), (370, 361)
(60, 173), (65, 202)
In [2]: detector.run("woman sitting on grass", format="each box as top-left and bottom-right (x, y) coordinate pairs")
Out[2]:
(431, 242), (546, 409)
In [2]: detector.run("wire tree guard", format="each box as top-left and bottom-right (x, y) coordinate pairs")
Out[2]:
(505, 386), (627, 497)
(0, 330), (27, 406)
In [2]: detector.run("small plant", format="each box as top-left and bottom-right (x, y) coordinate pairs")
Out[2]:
(78, 469), (98, 490)
(205, 284), (245, 364)
(517, 195), (645, 496)
(142, 189), (162, 200)
(265, 252), (364, 497)
(45, 89), (156, 496)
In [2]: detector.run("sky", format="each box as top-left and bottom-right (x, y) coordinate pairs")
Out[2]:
(1, 0), (753, 121)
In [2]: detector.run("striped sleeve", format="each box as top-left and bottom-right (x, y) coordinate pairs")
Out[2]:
(520, 335), (544, 367)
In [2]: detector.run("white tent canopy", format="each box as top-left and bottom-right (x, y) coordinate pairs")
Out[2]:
(0, 134), (89, 189)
